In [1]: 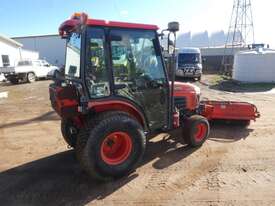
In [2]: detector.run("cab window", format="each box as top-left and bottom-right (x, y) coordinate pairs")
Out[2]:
(18, 60), (32, 66)
(110, 29), (166, 99)
(33, 61), (41, 66)
(85, 27), (110, 98)
(65, 33), (81, 78)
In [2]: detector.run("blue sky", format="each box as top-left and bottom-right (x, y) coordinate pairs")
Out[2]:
(0, 0), (274, 46)
(0, 0), (201, 36)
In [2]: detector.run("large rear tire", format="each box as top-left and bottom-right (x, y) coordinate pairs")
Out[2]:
(61, 119), (79, 148)
(183, 115), (210, 147)
(76, 112), (146, 181)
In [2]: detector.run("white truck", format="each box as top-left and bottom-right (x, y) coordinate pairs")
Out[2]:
(0, 74), (5, 82)
(176, 48), (203, 81)
(0, 59), (59, 84)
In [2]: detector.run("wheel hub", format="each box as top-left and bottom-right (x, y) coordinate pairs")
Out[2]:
(100, 132), (132, 165)
(194, 123), (207, 142)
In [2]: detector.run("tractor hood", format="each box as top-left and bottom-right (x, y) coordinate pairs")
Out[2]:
(171, 81), (201, 110)
(172, 81), (201, 96)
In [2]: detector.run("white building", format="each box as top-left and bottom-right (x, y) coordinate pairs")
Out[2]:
(13, 35), (66, 67)
(0, 35), (23, 67)
(233, 48), (275, 83)
(0, 35), (38, 68)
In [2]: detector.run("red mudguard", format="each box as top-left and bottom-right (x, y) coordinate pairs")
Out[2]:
(201, 101), (260, 121)
(49, 84), (79, 118)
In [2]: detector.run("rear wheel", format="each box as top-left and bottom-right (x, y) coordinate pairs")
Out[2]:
(76, 112), (146, 181)
(27, 72), (36, 83)
(9, 78), (19, 84)
(183, 115), (210, 147)
(61, 119), (79, 148)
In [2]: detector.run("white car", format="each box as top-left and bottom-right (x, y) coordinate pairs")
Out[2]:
(1, 59), (59, 84)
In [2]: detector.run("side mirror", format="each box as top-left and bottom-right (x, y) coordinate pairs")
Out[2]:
(168, 22), (179, 32)
(158, 33), (165, 40)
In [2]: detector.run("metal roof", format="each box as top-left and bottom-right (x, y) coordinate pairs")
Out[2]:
(0, 34), (23, 47)
(12, 34), (59, 39)
(178, 47), (201, 54)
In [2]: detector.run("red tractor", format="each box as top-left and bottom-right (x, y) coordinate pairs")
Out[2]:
(49, 13), (260, 181)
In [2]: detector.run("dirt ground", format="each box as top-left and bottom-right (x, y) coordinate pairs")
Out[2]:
(0, 75), (275, 206)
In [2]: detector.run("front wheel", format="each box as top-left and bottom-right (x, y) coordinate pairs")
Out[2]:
(76, 112), (146, 181)
(27, 72), (36, 83)
(183, 115), (210, 147)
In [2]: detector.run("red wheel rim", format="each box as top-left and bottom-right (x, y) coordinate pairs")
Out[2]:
(100, 132), (133, 165)
(194, 123), (207, 142)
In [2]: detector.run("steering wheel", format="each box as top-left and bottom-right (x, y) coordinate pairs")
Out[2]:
(134, 73), (153, 89)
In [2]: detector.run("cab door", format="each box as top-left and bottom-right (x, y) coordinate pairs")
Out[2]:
(32, 60), (43, 77)
(40, 60), (52, 77)
(109, 29), (169, 130)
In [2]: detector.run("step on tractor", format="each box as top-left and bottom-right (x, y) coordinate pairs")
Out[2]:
(49, 13), (260, 181)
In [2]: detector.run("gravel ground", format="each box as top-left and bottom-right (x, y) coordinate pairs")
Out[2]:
(0, 76), (274, 206)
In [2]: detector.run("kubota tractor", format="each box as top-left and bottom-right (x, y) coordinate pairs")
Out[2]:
(49, 13), (260, 181)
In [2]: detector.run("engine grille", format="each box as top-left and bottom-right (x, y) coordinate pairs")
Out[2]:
(174, 97), (187, 110)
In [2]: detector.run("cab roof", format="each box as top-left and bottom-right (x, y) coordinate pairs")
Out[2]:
(59, 17), (159, 37)
(86, 19), (159, 30)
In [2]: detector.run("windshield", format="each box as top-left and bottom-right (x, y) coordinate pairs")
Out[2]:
(178, 53), (201, 66)
(65, 33), (81, 78)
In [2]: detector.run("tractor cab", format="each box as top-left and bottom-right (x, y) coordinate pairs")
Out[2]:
(51, 13), (183, 132)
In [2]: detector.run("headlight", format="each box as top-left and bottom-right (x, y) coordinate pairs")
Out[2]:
(193, 85), (201, 95)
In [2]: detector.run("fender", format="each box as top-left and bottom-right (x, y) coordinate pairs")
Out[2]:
(88, 100), (147, 129)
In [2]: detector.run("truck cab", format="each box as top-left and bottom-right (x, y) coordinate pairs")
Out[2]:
(176, 47), (202, 80)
